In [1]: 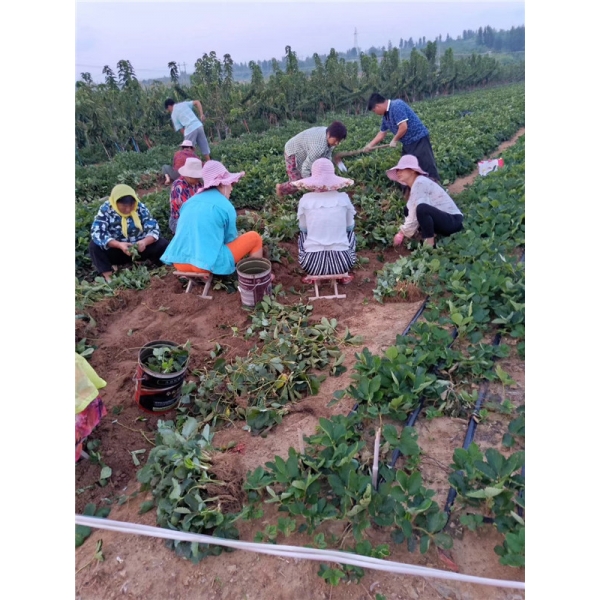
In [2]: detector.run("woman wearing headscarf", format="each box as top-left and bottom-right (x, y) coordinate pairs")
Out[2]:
(89, 184), (169, 282)
(293, 158), (357, 285)
(387, 155), (463, 248)
(169, 157), (204, 233)
(75, 353), (107, 462)
(160, 161), (266, 276)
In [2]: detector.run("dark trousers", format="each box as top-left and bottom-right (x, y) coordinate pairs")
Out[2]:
(89, 238), (169, 274)
(403, 136), (440, 182)
(416, 204), (463, 239)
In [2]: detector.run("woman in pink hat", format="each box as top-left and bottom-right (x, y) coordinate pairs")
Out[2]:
(168, 157), (204, 233)
(293, 158), (357, 285)
(387, 155), (463, 248)
(161, 161), (266, 276)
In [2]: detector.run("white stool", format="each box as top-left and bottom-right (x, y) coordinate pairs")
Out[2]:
(173, 271), (213, 300)
(305, 273), (348, 301)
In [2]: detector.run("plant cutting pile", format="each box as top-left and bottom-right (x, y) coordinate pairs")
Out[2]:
(75, 83), (525, 599)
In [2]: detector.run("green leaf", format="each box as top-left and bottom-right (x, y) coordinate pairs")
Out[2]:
(433, 532), (453, 550)
(82, 503), (97, 516)
(99, 466), (112, 480)
(138, 500), (155, 515)
(181, 417), (199, 439)
(466, 486), (504, 499)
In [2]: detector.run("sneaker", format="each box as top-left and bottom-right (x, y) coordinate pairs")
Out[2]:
(340, 274), (354, 285)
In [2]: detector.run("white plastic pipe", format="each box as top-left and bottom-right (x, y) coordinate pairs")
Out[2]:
(75, 516), (524, 590)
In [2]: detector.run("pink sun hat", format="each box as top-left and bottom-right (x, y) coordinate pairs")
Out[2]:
(386, 155), (428, 182)
(200, 160), (245, 189)
(178, 157), (203, 178)
(292, 158), (354, 192)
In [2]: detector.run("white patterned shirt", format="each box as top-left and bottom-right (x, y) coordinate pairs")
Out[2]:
(401, 177), (462, 238)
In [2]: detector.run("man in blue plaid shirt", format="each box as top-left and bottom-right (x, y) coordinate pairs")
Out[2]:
(364, 93), (439, 182)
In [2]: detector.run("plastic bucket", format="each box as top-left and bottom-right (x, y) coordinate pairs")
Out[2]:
(134, 340), (189, 413)
(236, 257), (273, 307)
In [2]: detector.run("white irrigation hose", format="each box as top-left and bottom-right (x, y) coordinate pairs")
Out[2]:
(76, 516), (524, 590)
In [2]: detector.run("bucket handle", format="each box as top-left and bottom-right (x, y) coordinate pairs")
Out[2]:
(237, 278), (272, 292)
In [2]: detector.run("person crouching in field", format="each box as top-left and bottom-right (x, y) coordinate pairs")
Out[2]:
(294, 158), (357, 285)
(89, 184), (169, 282)
(161, 139), (199, 185)
(387, 155), (463, 249)
(276, 121), (347, 197)
(161, 161), (270, 278)
(169, 157), (204, 234)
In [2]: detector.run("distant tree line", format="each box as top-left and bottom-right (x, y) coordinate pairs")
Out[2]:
(75, 27), (525, 165)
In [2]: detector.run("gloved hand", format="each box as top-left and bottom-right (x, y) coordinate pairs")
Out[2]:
(393, 232), (405, 247)
(389, 139), (398, 148)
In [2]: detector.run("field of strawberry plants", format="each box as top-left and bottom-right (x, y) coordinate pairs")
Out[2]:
(75, 82), (525, 599)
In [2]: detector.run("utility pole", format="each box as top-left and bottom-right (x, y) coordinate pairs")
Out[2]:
(354, 27), (359, 53)
(182, 62), (187, 74)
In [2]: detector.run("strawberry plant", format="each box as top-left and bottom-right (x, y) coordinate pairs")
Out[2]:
(137, 417), (240, 563)
(142, 341), (191, 374)
(244, 415), (452, 555)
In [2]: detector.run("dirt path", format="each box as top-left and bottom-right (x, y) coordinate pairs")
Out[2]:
(76, 130), (525, 600)
(447, 127), (524, 196)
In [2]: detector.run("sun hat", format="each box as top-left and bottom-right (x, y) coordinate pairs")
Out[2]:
(178, 157), (204, 178)
(292, 158), (354, 192)
(180, 140), (194, 148)
(386, 155), (428, 182)
(200, 160), (245, 189)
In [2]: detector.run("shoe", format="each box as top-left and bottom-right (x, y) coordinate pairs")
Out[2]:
(340, 274), (354, 285)
(302, 275), (316, 284)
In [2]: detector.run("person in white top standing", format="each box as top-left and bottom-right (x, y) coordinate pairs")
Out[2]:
(387, 155), (463, 249)
(293, 158), (357, 285)
(164, 98), (211, 161)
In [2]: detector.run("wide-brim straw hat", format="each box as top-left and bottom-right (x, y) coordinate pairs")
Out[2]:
(178, 157), (204, 178)
(386, 154), (428, 182)
(201, 160), (245, 188)
(180, 140), (194, 147)
(292, 158), (354, 192)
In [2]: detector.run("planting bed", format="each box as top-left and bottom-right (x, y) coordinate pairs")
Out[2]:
(76, 84), (525, 599)
(75, 130), (524, 600)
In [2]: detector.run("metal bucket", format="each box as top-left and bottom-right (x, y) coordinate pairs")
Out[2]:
(236, 257), (272, 307)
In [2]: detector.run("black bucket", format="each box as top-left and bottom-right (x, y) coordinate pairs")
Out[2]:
(134, 340), (189, 413)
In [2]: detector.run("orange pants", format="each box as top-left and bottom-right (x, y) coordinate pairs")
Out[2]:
(174, 231), (263, 274)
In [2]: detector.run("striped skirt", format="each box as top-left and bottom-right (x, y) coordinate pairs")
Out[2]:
(298, 230), (357, 276)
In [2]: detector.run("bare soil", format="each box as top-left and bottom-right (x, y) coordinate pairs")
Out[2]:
(76, 129), (525, 600)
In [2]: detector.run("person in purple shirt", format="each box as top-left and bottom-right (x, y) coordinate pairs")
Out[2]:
(363, 92), (440, 182)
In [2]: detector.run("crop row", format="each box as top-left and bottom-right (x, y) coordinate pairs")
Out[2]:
(135, 136), (525, 576)
(75, 83), (524, 276)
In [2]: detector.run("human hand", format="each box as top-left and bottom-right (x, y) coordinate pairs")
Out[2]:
(136, 240), (147, 253)
(362, 144), (373, 153)
(118, 241), (132, 255)
(389, 139), (398, 148)
(393, 232), (405, 247)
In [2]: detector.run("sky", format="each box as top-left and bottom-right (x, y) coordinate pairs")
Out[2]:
(75, 0), (525, 82)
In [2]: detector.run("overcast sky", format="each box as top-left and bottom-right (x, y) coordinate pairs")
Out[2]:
(76, 0), (525, 82)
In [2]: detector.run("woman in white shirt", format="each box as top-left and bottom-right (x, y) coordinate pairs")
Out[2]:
(387, 155), (463, 248)
(293, 158), (357, 285)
